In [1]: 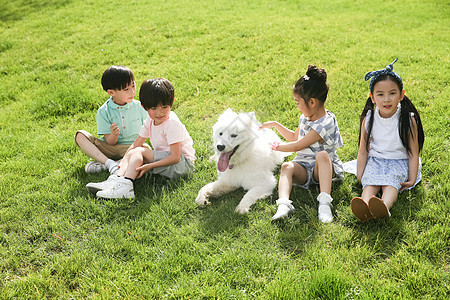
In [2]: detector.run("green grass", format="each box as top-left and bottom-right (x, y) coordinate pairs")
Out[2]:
(0, 0), (449, 298)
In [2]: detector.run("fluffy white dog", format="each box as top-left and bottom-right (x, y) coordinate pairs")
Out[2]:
(196, 108), (288, 214)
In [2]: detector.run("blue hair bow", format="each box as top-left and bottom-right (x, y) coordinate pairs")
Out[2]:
(365, 58), (403, 91)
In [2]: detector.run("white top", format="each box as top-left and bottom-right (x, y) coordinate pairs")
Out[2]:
(139, 111), (196, 163)
(365, 105), (408, 159)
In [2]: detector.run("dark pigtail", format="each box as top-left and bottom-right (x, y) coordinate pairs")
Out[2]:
(359, 97), (375, 152)
(359, 95), (425, 155)
(399, 96), (424, 154)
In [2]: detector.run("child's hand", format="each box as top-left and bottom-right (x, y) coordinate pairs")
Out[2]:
(110, 123), (120, 136)
(271, 141), (280, 151)
(356, 173), (362, 183)
(259, 121), (275, 130)
(400, 180), (414, 192)
(136, 163), (153, 179)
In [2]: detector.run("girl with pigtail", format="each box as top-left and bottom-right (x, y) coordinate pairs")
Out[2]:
(261, 65), (344, 223)
(351, 58), (425, 221)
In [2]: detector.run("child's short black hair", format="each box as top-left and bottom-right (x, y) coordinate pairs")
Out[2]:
(101, 65), (135, 91)
(139, 78), (175, 110)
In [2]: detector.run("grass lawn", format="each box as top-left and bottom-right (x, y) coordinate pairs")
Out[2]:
(0, 0), (448, 298)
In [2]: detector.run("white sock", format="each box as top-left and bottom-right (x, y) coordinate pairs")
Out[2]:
(276, 197), (293, 206)
(105, 159), (119, 173)
(105, 159), (114, 168)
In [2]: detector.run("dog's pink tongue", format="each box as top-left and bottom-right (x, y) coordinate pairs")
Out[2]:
(218, 151), (232, 172)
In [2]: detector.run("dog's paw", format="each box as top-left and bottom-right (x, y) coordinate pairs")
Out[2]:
(235, 205), (250, 214)
(195, 195), (210, 207)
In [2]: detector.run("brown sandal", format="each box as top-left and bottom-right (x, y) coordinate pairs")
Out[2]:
(351, 197), (373, 222)
(368, 196), (391, 219)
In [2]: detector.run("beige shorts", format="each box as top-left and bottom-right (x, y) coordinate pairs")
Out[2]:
(75, 130), (132, 161)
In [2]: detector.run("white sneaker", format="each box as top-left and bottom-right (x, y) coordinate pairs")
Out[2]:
(272, 198), (295, 220)
(317, 192), (333, 223)
(85, 175), (119, 194)
(85, 161), (107, 173)
(96, 177), (135, 199)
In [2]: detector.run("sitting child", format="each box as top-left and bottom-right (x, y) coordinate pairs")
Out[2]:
(75, 65), (148, 175)
(351, 58), (424, 221)
(86, 78), (195, 199)
(260, 65), (344, 223)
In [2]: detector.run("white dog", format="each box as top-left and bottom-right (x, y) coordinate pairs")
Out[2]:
(196, 108), (288, 214)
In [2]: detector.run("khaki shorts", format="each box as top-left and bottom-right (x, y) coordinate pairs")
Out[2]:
(75, 130), (131, 161)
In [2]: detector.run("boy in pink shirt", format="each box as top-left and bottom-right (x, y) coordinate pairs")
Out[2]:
(86, 78), (195, 199)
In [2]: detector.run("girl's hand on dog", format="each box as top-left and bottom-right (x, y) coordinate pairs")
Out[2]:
(259, 121), (277, 130)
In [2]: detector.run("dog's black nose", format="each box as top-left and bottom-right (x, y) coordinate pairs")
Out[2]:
(217, 144), (225, 151)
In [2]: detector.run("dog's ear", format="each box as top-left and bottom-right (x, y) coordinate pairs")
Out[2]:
(223, 108), (234, 116)
(243, 111), (259, 127)
(215, 108), (236, 132)
(223, 108), (235, 118)
(217, 108), (235, 123)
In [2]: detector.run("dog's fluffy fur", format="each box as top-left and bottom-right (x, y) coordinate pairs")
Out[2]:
(196, 108), (288, 214)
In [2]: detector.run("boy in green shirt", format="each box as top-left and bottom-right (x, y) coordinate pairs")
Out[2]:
(75, 65), (148, 174)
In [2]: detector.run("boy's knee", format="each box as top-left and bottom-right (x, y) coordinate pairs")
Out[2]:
(127, 148), (139, 156)
(75, 130), (88, 145)
(127, 146), (147, 157)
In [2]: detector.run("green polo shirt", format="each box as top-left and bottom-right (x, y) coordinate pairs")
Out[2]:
(97, 98), (148, 145)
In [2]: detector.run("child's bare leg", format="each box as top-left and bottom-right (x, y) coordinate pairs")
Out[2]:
(366, 186), (396, 219)
(272, 162), (307, 220)
(117, 150), (132, 176)
(120, 147), (154, 180)
(313, 151), (335, 223)
(278, 162), (307, 199)
(361, 185), (381, 203)
(75, 132), (109, 164)
(313, 151), (333, 194)
(380, 186), (398, 210)
(351, 185), (380, 222)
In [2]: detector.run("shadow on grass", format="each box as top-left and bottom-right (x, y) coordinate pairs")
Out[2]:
(340, 180), (427, 260)
(67, 167), (193, 223)
(195, 189), (250, 236)
(272, 187), (323, 255)
(272, 178), (426, 259)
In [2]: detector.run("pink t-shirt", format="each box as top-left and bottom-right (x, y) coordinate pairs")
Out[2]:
(139, 111), (195, 163)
